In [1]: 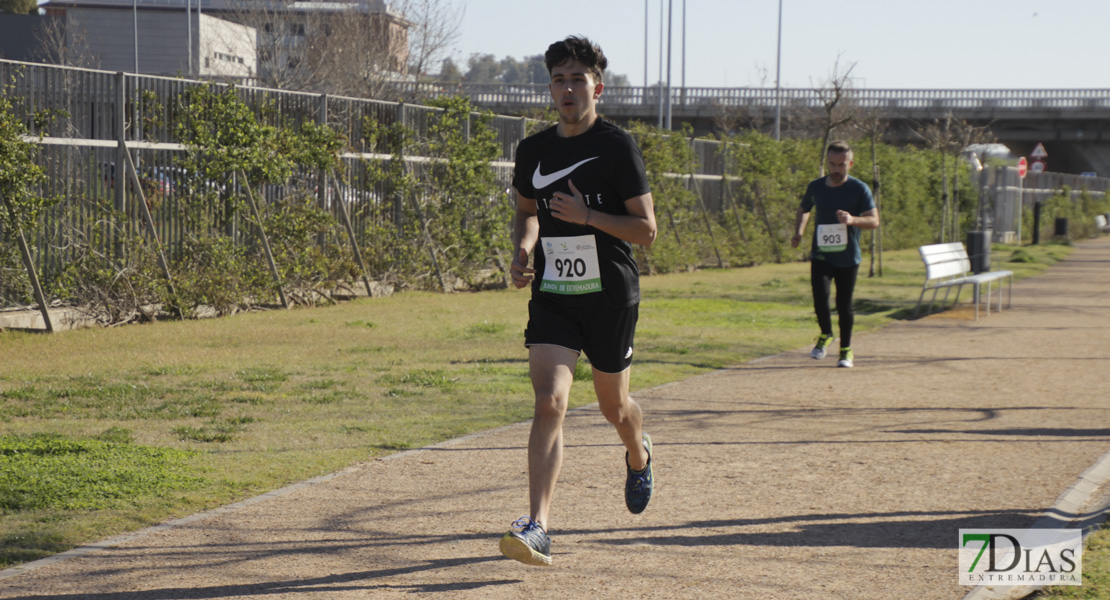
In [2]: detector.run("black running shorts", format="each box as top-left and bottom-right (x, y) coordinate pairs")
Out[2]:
(524, 297), (639, 374)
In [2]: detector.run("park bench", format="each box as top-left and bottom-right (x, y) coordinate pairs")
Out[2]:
(1096, 214), (1110, 233)
(915, 242), (1013, 320)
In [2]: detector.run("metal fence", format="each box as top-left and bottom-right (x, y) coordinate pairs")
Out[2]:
(0, 59), (739, 306)
(977, 167), (1110, 243)
(426, 83), (1110, 115)
(4, 59), (1110, 310)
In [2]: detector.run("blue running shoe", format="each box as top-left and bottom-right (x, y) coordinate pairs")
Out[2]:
(499, 517), (552, 566)
(625, 432), (654, 514)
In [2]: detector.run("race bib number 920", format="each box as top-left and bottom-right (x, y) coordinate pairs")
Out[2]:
(540, 235), (602, 295)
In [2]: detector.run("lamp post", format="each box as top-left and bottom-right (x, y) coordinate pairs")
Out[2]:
(132, 0), (138, 72)
(657, 0), (663, 128)
(197, 0), (203, 76)
(774, 0), (783, 140)
(644, 0), (648, 87)
(665, 0), (672, 130)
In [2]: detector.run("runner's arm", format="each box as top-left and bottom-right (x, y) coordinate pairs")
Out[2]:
(791, 206), (810, 248)
(590, 192), (657, 248)
(510, 189), (539, 289)
(837, 207), (880, 229)
(550, 180), (657, 247)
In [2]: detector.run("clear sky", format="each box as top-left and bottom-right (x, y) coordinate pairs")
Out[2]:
(448, 0), (1110, 90)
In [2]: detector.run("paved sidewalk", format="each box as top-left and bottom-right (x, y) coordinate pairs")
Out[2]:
(3, 239), (1110, 600)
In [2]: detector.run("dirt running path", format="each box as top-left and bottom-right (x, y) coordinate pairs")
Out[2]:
(4, 239), (1110, 600)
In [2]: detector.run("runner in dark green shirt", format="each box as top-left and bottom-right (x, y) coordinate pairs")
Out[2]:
(791, 140), (880, 368)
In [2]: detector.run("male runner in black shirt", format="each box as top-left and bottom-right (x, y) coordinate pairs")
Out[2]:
(499, 36), (658, 566)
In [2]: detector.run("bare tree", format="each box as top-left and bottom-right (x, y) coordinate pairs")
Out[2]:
(304, 9), (407, 100)
(707, 66), (775, 137)
(813, 57), (859, 175)
(212, 1), (317, 90)
(213, 0), (462, 102)
(33, 15), (100, 69)
(949, 117), (993, 241)
(914, 115), (956, 242)
(910, 113), (994, 243)
(710, 99), (743, 136)
(851, 104), (888, 277)
(398, 0), (462, 84)
(31, 13), (101, 179)
(210, 0), (401, 97)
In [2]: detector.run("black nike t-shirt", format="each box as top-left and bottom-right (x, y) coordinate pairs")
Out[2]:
(512, 119), (651, 307)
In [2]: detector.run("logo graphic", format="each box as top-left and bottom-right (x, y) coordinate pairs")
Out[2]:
(532, 157), (599, 190)
(625, 347), (633, 359)
(959, 529), (1082, 586)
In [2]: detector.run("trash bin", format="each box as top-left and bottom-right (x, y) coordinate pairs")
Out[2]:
(966, 231), (990, 273)
(1055, 217), (1069, 238)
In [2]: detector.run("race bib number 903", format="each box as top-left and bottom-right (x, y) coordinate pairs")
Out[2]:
(540, 235), (602, 295)
(817, 223), (848, 252)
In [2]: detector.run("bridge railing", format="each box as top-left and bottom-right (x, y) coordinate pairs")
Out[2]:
(430, 83), (1110, 113)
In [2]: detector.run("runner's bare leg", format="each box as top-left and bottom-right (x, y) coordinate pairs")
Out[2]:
(594, 367), (648, 470)
(527, 344), (577, 530)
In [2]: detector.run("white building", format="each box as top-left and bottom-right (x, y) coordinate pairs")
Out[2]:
(40, 0), (257, 80)
(36, 0), (410, 90)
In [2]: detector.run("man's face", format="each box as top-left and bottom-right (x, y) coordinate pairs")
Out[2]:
(548, 59), (602, 126)
(827, 151), (853, 185)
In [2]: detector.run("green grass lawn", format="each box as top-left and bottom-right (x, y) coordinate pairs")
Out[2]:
(0, 242), (1085, 573)
(1034, 525), (1110, 599)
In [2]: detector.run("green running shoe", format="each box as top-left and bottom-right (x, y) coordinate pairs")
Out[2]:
(837, 347), (854, 368)
(810, 334), (834, 359)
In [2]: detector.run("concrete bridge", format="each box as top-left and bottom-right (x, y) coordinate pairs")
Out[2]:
(442, 84), (1110, 176)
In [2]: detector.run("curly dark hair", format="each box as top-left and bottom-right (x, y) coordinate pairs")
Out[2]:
(544, 36), (608, 83)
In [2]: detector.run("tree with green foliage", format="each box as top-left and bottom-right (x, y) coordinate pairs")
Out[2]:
(175, 85), (297, 187)
(436, 57), (463, 84)
(172, 83), (294, 312)
(458, 52), (630, 87)
(420, 96), (508, 288)
(357, 116), (423, 285)
(170, 83), (358, 312)
(464, 54), (501, 83)
(1030, 186), (1110, 242)
(362, 96), (506, 291)
(727, 132), (816, 266)
(499, 55), (548, 85)
(0, 96), (51, 233)
(0, 0), (36, 14)
(0, 88), (58, 311)
(630, 122), (705, 273)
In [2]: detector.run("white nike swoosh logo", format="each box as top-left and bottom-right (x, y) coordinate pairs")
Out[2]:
(532, 157), (598, 190)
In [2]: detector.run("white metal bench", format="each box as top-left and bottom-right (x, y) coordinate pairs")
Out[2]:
(915, 242), (1013, 320)
(1096, 214), (1110, 233)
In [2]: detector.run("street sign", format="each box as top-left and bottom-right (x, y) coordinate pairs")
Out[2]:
(1031, 143), (1048, 158)
(1017, 156), (1028, 178)
(1031, 159), (1046, 173)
